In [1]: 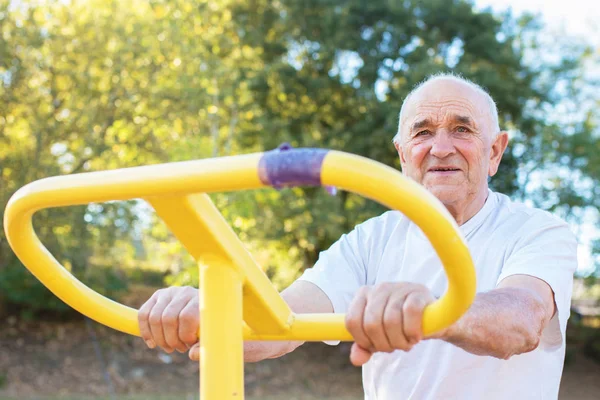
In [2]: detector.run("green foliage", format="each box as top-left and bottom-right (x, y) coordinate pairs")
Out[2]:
(0, 255), (129, 318)
(566, 313), (600, 365)
(0, 0), (598, 316)
(164, 264), (199, 288)
(584, 333), (600, 364)
(0, 258), (71, 317)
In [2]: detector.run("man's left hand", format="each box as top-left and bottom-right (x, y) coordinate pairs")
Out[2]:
(345, 282), (436, 366)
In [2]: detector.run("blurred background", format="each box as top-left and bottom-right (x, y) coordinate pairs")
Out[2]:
(0, 0), (599, 399)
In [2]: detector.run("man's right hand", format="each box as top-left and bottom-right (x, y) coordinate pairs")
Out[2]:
(138, 286), (201, 360)
(138, 280), (333, 362)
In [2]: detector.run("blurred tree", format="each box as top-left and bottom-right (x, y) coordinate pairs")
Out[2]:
(223, 0), (599, 271)
(0, 0), (214, 312)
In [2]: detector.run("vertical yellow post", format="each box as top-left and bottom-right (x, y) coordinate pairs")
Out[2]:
(200, 257), (245, 399)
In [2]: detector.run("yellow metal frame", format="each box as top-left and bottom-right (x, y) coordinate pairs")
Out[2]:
(4, 149), (476, 399)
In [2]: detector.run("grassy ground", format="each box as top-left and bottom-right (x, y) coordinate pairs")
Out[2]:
(0, 316), (363, 400)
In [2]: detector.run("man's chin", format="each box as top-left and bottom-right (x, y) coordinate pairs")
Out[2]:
(425, 185), (462, 204)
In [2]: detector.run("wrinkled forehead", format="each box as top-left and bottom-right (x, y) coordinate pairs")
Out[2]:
(401, 80), (494, 133)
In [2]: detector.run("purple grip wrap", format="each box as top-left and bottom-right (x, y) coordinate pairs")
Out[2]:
(258, 147), (329, 188)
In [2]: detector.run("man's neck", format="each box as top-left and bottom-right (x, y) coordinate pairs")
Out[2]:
(445, 189), (489, 226)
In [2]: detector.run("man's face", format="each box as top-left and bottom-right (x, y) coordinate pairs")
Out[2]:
(396, 79), (505, 207)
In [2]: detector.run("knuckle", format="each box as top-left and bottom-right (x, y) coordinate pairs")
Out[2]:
(388, 298), (404, 313)
(148, 311), (162, 326)
(183, 286), (197, 295)
(363, 319), (380, 336)
(383, 312), (401, 330)
(345, 314), (360, 331)
(403, 296), (426, 315)
(179, 309), (198, 326)
(161, 312), (177, 327)
(138, 308), (149, 322)
(376, 282), (393, 291)
(415, 283), (428, 291)
(403, 300), (421, 315)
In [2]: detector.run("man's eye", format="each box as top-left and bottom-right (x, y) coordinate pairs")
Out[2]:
(416, 130), (431, 136)
(456, 126), (469, 133)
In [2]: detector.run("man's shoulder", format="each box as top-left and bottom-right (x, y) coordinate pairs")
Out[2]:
(491, 191), (572, 235)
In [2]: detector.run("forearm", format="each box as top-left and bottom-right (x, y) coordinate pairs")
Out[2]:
(243, 280), (333, 362)
(243, 340), (304, 363)
(439, 287), (549, 359)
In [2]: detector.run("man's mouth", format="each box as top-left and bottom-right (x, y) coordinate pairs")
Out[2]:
(428, 167), (461, 172)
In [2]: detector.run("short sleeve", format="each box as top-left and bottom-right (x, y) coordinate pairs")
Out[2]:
(298, 223), (369, 316)
(496, 214), (578, 349)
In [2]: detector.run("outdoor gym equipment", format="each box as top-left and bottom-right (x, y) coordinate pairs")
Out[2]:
(4, 147), (476, 399)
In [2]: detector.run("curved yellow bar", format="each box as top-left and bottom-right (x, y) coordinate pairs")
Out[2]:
(4, 149), (475, 339)
(3, 154), (265, 336)
(321, 151), (475, 335)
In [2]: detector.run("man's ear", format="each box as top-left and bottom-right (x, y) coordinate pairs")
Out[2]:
(394, 141), (407, 167)
(488, 131), (509, 177)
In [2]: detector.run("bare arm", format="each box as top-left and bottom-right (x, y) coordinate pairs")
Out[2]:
(344, 275), (557, 366)
(437, 274), (556, 359)
(244, 280), (334, 362)
(138, 280), (333, 363)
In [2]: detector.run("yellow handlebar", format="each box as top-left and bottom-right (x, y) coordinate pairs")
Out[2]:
(3, 149), (475, 339)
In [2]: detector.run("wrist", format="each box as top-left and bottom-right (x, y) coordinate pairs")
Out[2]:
(426, 322), (457, 341)
(427, 326), (448, 341)
(243, 340), (300, 362)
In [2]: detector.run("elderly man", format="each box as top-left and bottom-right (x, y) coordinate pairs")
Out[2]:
(138, 74), (577, 399)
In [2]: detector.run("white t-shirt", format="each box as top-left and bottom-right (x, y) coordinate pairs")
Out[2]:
(298, 190), (578, 400)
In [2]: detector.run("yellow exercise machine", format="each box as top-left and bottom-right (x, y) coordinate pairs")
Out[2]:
(4, 147), (476, 399)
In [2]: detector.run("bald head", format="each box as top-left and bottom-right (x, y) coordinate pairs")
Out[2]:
(391, 73), (509, 225)
(393, 74), (500, 144)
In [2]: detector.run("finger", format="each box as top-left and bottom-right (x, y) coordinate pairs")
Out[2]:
(383, 291), (412, 351)
(149, 293), (174, 352)
(345, 287), (373, 352)
(178, 295), (200, 346)
(189, 342), (200, 361)
(138, 294), (158, 348)
(162, 294), (194, 353)
(350, 343), (372, 367)
(402, 291), (428, 344)
(363, 286), (394, 353)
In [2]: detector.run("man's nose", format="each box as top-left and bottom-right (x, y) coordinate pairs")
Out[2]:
(430, 131), (456, 158)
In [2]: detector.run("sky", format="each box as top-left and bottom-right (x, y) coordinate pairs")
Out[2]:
(475, 0), (600, 42)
